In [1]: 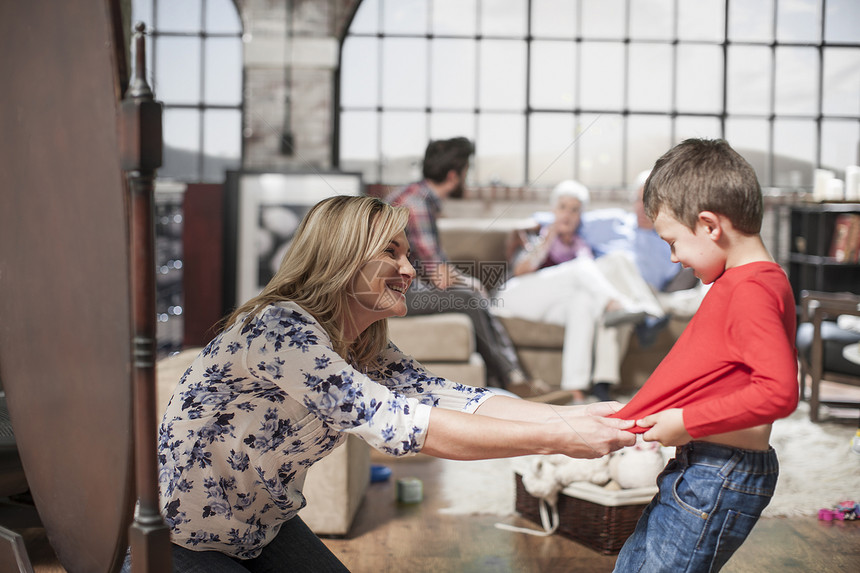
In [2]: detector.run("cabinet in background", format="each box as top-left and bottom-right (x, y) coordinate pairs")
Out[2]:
(788, 202), (860, 300)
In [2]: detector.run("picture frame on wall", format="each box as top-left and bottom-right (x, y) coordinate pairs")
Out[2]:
(224, 170), (363, 311)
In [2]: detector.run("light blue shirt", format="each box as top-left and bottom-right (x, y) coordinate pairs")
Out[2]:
(580, 208), (680, 291)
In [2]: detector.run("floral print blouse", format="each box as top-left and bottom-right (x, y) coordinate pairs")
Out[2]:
(158, 301), (491, 559)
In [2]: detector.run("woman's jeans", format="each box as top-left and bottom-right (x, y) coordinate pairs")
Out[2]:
(614, 441), (778, 573)
(121, 514), (350, 573)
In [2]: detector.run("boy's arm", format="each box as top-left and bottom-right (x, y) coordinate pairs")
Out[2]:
(636, 408), (693, 446)
(681, 279), (798, 438)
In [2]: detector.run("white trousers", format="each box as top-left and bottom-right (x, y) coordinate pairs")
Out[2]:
(495, 252), (664, 391)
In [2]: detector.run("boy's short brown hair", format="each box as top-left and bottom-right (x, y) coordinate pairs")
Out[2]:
(643, 138), (763, 234)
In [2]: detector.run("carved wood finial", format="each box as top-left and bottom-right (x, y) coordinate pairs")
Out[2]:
(130, 22), (153, 99)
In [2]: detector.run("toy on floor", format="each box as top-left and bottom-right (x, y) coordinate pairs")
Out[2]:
(818, 500), (859, 521)
(519, 436), (666, 503)
(607, 440), (666, 489)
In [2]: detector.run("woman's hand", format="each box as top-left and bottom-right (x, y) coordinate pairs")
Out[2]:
(422, 401), (635, 461)
(548, 404), (636, 459)
(636, 408), (692, 447)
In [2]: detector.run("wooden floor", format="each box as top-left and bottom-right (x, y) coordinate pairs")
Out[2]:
(17, 451), (860, 573)
(18, 381), (860, 572)
(318, 452), (860, 573)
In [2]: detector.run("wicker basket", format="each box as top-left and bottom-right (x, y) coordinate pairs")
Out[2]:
(514, 473), (652, 555)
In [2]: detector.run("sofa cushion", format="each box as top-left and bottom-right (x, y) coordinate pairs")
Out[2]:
(496, 315), (565, 348)
(388, 313), (476, 362)
(419, 353), (486, 387)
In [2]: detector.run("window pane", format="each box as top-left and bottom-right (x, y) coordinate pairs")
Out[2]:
(627, 115), (672, 183)
(821, 119), (860, 173)
(677, 45), (724, 113)
(339, 111), (380, 183)
(155, 37), (201, 103)
(531, 0), (577, 38)
(775, 47), (818, 116)
(630, 0), (674, 40)
(206, 0), (242, 34)
(581, 0), (626, 40)
(349, 0), (379, 34)
(726, 118), (771, 185)
(529, 113), (576, 186)
(773, 119), (816, 187)
(530, 41), (576, 110)
(162, 109), (201, 180)
(156, 0), (201, 33)
(431, 39), (476, 110)
(429, 112), (476, 141)
(204, 37), (242, 105)
(580, 42), (624, 111)
(341, 37), (379, 108)
(203, 109), (241, 182)
(433, 0), (477, 36)
(480, 0), (527, 37)
(629, 43), (673, 112)
(479, 40), (526, 110)
(383, 0), (427, 34)
(577, 114), (623, 188)
(381, 38), (427, 108)
(776, 0), (821, 43)
(381, 112), (427, 184)
(822, 48), (860, 116)
(132, 0), (154, 30)
(476, 113), (525, 185)
(678, 0), (725, 42)
(674, 116), (722, 144)
(728, 0), (773, 42)
(824, 0), (860, 43)
(727, 46), (772, 115)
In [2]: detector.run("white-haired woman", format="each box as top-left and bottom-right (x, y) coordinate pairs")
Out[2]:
(124, 195), (635, 572)
(494, 181), (664, 404)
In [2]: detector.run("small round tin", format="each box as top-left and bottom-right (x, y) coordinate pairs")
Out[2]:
(396, 477), (423, 504)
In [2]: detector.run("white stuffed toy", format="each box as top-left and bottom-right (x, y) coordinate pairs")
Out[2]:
(553, 454), (611, 487)
(608, 439), (666, 489)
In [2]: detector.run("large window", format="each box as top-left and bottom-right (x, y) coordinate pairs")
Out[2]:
(132, 0), (243, 183)
(338, 0), (860, 191)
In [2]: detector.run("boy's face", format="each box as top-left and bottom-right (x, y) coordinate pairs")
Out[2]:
(653, 208), (726, 285)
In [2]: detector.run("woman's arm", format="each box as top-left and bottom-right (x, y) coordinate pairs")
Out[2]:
(512, 230), (551, 276)
(475, 394), (624, 423)
(421, 401), (635, 461)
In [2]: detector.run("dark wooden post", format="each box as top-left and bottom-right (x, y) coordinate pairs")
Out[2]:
(120, 22), (173, 573)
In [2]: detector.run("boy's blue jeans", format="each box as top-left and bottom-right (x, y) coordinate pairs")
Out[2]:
(613, 441), (778, 573)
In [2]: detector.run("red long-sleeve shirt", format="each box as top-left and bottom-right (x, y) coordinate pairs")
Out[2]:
(611, 261), (798, 438)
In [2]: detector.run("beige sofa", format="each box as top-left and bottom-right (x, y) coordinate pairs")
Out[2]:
(389, 218), (692, 394)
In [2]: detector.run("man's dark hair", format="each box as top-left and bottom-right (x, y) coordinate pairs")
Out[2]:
(422, 137), (474, 183)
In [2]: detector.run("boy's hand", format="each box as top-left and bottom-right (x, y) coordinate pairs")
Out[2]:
(636, 408), (693, 447)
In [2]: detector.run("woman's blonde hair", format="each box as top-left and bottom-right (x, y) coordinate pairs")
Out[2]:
(225, 195), (410, 368)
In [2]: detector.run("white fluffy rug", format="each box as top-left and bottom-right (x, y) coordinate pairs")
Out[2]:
(438, 402), (860, 518)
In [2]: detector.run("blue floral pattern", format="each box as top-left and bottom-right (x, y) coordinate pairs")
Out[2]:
(158, 301), (490, 558)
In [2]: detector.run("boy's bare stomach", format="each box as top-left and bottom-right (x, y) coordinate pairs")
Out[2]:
(699, 424), (772, 451)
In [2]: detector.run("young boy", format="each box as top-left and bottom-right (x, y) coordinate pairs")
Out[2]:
(610, 138), (799, 572)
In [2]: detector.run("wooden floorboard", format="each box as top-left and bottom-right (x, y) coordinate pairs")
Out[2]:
(18, 452), (860, 573)
(321, 453), (860, 573)
(20, 381), (860, 571)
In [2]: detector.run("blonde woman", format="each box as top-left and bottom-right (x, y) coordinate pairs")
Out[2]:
(126, 196), (635, 572)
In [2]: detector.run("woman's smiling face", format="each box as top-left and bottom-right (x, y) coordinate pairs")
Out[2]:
(348, 231), (415, 326)
(553, 195), (583, 238)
